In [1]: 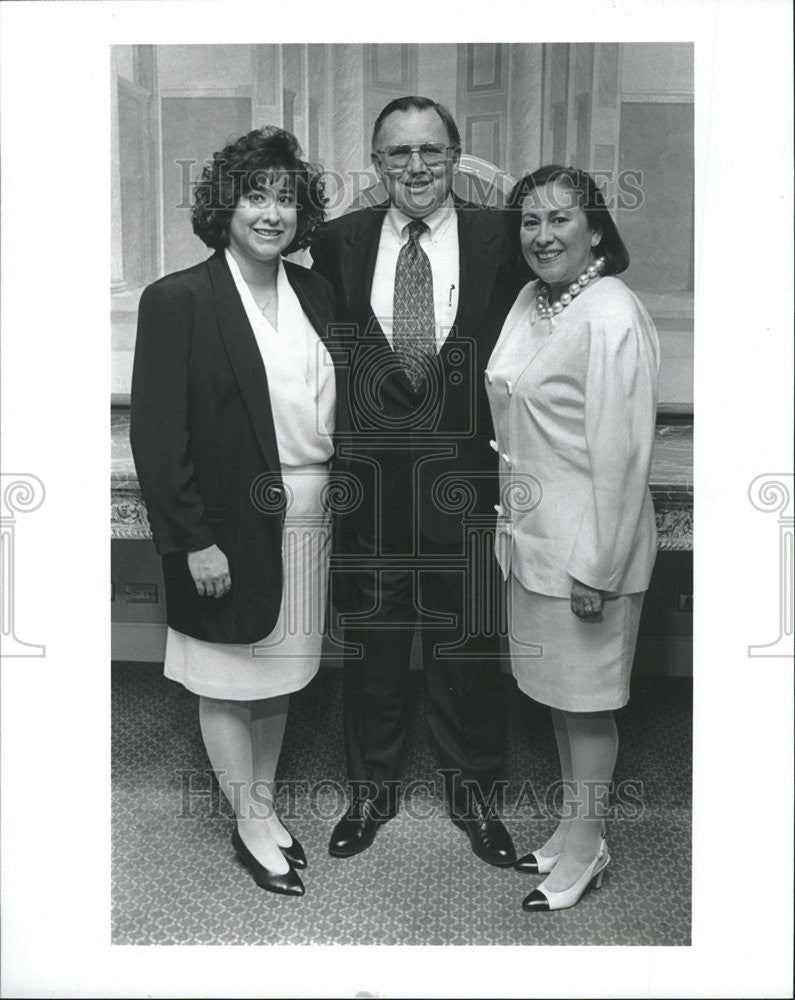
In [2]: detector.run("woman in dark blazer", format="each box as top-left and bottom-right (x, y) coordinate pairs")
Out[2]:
(131, 126), (340, 897)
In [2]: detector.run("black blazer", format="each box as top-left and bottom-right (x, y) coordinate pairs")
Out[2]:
(130, 251), (340, 644)
(311, 198), (524, 547)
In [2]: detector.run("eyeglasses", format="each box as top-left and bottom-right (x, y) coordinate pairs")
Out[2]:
(376, 142), (457, 171)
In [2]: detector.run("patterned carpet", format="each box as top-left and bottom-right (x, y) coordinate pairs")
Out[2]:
(112, 662), (691, 946)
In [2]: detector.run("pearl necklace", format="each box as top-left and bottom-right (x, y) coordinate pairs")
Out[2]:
(534, 256), (606, 320)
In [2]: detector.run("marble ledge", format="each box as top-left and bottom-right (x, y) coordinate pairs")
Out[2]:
(111, 412), (693, 550)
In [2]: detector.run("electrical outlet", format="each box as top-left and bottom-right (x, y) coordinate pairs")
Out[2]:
(125, 583), (158, 604)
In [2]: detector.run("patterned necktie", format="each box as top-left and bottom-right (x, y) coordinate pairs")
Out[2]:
(392, 219), (436, 391)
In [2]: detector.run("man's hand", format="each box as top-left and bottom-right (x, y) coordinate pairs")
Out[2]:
(187, 544), (231, 599)
(570, 577), (604, 623)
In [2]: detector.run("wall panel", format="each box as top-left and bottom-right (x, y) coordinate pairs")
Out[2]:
(161, 96), (252, 275)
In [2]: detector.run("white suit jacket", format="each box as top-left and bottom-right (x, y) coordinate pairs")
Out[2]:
(485, 276), (660, 598)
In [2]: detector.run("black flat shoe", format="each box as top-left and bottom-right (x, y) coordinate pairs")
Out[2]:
(451, 797), (517, 868)
(280, 831), (307, 869)
(231, 829), (305, 897)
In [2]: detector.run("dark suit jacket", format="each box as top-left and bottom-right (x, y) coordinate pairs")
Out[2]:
(130, 250), (339, 644)
(311, 198), (524, 550)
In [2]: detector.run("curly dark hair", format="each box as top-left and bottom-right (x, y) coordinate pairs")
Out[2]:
(507, 164), (630, 278)
(192, 126), (326, 254)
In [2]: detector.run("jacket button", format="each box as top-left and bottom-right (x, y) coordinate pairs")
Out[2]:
(489, 439), (498, 452)
(494, 504), (504, 516)
(506, 380), (513, 396)
(502, 453), (512, 466)
(484, 369), (493, 384)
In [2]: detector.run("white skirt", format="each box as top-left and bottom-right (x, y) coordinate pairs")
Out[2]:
(508, 575), (645, 712)
(164, 466), (330, 701)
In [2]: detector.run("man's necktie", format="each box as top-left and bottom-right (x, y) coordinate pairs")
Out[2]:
(392, 219), (436, 391)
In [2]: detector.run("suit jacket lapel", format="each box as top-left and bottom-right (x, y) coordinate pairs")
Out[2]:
(206, 252), (281, 475)
(343, 205), (388, 338)
(283, 260), (350, 419)
(284, 260), (328, 340)
(452, 200), (501, 340)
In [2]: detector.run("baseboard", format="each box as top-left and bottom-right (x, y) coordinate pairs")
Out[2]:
(634, 636), (693, 676)
(112, 622), (167, 662)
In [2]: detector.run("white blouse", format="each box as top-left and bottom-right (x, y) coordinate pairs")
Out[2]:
(225, 249), (335, 468)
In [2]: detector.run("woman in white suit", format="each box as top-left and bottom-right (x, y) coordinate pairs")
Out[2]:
(486, 165), (659, 912)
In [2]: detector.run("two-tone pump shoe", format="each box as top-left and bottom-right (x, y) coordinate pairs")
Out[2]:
(231, 829), (305, 897)
(522, 838), (609, 912)
(513, 849), (561, 874)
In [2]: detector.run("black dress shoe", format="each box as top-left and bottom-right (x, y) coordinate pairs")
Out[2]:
(231, 829), (305, 896)
(451, 798), (517, 868)
(328, 796), (395, 858)
(279, 831), (307, 869)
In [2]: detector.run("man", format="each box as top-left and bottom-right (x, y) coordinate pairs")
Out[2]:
(312, 96), (524, 866)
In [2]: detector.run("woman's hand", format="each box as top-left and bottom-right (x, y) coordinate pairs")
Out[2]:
(570, 578), (604, 623)
(187, 544), (231, 598)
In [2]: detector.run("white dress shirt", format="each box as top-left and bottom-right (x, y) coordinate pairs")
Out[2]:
(370, 196), (460, 351)
(225, 249), (335, 468)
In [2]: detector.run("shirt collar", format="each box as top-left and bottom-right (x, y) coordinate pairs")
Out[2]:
(386, 195), (456, 244)
(224, 247), (290, 328)
(224, 246), (283, 287)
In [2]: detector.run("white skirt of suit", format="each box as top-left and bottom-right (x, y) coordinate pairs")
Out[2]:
(164, 465), (331, 701)
(164, 252), (336, 702)
(507, 576), (644, 713)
